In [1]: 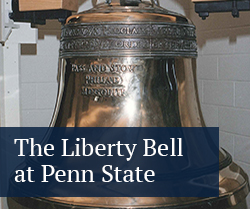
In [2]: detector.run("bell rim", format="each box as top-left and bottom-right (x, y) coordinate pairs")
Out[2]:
(7, 151), (250, 209)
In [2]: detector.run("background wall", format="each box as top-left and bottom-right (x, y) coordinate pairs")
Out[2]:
(18, 0), (250, 206)
(189, 1), (250, 195)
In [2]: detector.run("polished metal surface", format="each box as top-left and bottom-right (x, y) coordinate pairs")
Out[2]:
(48, 55), (249, 208)
(50, 57), (207, 128)
(60, 1), (197, 58)
(52, 57), (183, 127)
(53, 0), (249, 208)
(8, 0), (249, 209)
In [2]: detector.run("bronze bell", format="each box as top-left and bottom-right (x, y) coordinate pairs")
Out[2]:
(8, 0), (249, 208)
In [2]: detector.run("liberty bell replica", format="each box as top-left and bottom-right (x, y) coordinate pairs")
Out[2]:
(8, 0), (249, 209)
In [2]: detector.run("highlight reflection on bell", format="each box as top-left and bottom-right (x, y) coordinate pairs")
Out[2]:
(8, 0), (249, 208)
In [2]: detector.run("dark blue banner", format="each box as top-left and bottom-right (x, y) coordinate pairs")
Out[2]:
(0, 127), (219, 197)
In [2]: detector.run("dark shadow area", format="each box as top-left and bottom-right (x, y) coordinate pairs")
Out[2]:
(21, 44), (37, 55)
(37, 20), (62, 40)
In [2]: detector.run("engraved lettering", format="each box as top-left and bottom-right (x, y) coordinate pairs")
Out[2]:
(72, 64), (78, 72)
(90, 64), (107, 73)
(85, 74), (122, 85)
(132, 28), (138, 34)
(82, 87), (126, 97)
(72, 64), (87, 72)
(120, 27), (127, 34)
(119, 27), (139, 35)
(61, 25), (196, 41)
(71, 61), (145, 98)
(72, 63), (142, 74)
(63, 38), (197, 54)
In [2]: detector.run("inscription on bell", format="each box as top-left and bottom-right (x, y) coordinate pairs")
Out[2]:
(72, 63), (141, 73)
(85, 74), (123, 85)
(82, 87), (126, 97)
(72, 61), (143, 98)
(109, 27), (141, 35)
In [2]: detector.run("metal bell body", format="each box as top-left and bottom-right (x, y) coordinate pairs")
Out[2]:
(8, 1), (249, 209)
(52, 1), (249, 208)
(53, 0), (198, 128)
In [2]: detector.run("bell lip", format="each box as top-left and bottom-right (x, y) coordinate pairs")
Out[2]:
(7, 152), (250, 209)
(7, 177), (249, 209)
